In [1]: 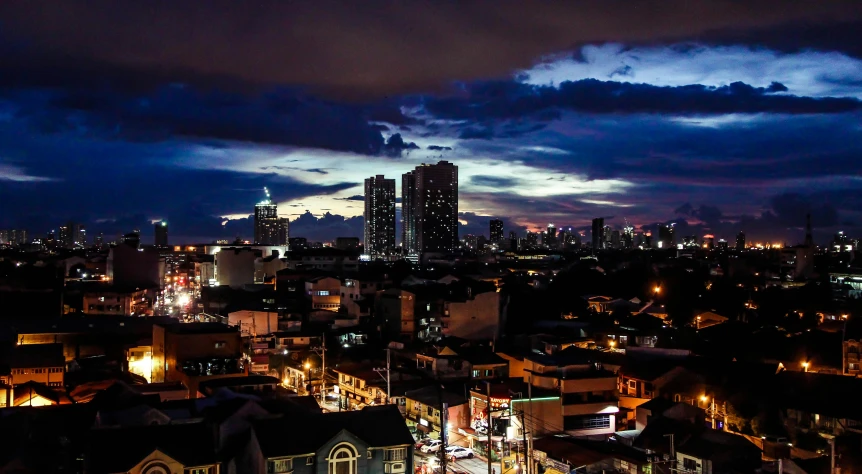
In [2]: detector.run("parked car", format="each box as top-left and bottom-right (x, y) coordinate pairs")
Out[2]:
(414, 437), (433, 450)
(420, 440), (444, 453)
(447, 447), (474, 459)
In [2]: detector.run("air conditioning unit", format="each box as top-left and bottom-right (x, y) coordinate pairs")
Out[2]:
(384, 463), (406, 473)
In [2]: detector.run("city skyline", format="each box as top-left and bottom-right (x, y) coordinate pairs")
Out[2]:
(1, 3), (861, 243)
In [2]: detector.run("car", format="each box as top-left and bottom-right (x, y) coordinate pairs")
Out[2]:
(447, 447), (474, 459)
(414, 437), (432, 449)
(420, 440), (443, 453)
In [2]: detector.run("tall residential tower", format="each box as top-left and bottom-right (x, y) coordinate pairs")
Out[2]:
(402, 161), (459, 254)
(364, 175), (396, 256)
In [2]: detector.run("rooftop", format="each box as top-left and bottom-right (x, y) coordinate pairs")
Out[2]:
(405, 386), (468, 407)
(159, 322), (238, 335)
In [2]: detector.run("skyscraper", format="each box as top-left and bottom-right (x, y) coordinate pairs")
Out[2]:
(490, 219), (504, 243)
(278, 218), (289, 246)
(736, 231), (746, 250)
(58, 222), (86, 248)
(658, 223), (676, 249)
(591, 218), (604, 250)
(254, 188), (280, 245)
(401, 171), (416, 251)
(546, 223), (557, 249)
(154, 221), (168, 246)
(364, 175), (396, 256)
(402, 161), (459, 254)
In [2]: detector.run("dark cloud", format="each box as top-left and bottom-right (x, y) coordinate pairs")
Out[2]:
(470, 176), (520, 188)
(427, 145), (452, 151)
(382, 133), (419, 157)
(12, 86), (389, 154)
(425, 79), (860, 125)
(770, 193), (840, 228)
(0, 2), (859, 97)
(289, 211), (364, 242)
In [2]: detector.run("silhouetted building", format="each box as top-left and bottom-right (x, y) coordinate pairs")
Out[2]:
(364, 175), (396, 256)
(658, 224), (676, 249)
(58, 222), (85, 248)
(335, 237), (361, 251)
(490, 219), (504, 243)
(402, 161), (458, 254)
(610, 230), (621, 249)
(154, 221), (168, 246)
(288, 237), (308, 250)
(591, 218), (605, 249)
(736, 231), (746, 250)
(546, 223), (557, 249)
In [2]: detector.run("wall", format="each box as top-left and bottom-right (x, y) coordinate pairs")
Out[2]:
(228, 310), (279, 336)
(376, 289), (415, 338)
(108, 244), (164, 288)
(216, 248), (257, 288)
(444, 291), (501, 340)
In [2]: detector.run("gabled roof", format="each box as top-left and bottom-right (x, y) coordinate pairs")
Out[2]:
(252, 405), (413, 458)
(12, 381), (71, 406)
(86, 422), (219, 473)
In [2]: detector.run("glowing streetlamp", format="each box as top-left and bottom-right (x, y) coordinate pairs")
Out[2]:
(802, 361), (809, 372)
(654, 286), (661, 295)
(608, 340), (616, 349)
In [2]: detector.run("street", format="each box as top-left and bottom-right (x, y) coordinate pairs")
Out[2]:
(415, 452), (500, 474)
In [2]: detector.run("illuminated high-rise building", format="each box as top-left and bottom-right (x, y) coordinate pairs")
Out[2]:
(623, 222), (634, 249)
(254, 188), (280, 245)
(658, 223), (676, 249)
(490, 219), (504, 243)
(364, 175), (396, 256)
(401, 171), (416, 251)
(154, 221), (168, 246)
(402, 161), (458, 254)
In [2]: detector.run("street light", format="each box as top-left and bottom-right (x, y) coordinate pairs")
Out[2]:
(609, 340), (616, 349)
(654, 286), (661, 295)
(802, 361), (810, 372)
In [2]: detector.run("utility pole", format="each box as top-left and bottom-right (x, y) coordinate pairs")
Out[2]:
(520, 409), (528, 474)
(439, 387), (449, 474)
(310, 333), (327, 404)
(373, 348), (391, 403)
(487, 382), (493, 474)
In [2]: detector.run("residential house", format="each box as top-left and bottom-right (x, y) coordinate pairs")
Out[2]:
(375, 288), (416, 339)
(241, 405), (414, 474)
(675, 429), (762, 474)
(305, 276), (342, 312)
(332, 362), (391, 408)
(776, 371), (862, 436)
(85, 422), (220, 474)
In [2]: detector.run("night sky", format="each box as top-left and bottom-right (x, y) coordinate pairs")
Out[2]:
(1, 2), (861, 244)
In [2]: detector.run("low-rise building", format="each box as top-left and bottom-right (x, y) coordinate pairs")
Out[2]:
(151, 322), (245, 396)
(6, 343), (65, 387)
(83, 286), (154, 316)
(305, 276), (342, 312)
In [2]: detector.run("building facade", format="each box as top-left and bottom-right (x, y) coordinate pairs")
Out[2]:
(402, 161), (458, 255)
(364, 175), (397, 257)
(490, 219), (504, 243)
